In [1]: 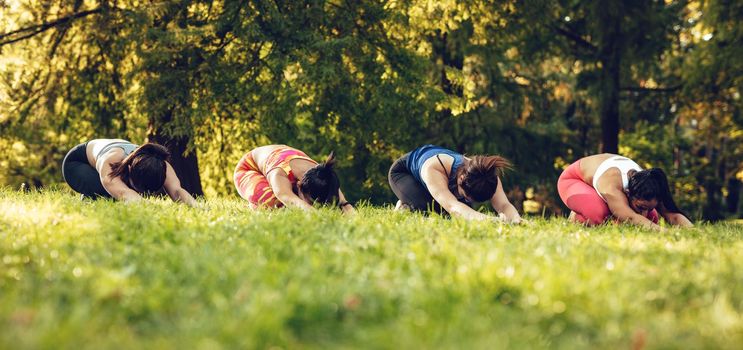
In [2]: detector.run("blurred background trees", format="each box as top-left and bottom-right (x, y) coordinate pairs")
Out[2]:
(1, 0), (740, 220)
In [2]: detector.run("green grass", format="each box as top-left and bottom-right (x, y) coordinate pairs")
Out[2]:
(1, 189), (742, 349)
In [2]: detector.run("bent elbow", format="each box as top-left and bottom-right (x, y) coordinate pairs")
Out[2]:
(275, 193), (297, 207)
(174, 188), (187, 200)
(493, 203), (511, 215)
(100, 179), (120, 198)
(611, 211), (635, 224)
(100, 176), (113, 188)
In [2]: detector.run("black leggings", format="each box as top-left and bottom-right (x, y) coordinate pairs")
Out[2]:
(388, 153), (446, 214)
(62, 142), (111, 198)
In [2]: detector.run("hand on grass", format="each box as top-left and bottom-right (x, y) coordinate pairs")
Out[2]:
(518, 218), (534, 226)
(194, 201), (210, 211)
(495, 212), (526, 225)
(342, 205), (357, 215)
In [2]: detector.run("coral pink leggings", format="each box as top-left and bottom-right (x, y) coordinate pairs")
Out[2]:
(557, 159), (658, 225)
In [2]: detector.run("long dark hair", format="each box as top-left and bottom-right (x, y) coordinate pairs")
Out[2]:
(298, 151), (341, 205)
(109, 143), (170, 193)
(627, 168), (687, 216)
(456, 155), (512, 202)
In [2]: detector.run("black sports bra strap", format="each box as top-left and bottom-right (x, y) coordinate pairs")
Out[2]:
(436, 154), (450, 179)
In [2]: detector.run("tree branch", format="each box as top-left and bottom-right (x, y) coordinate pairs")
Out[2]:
(620, 84), (682, 93)
(48, 0), (84, 58)
(0, 8), (103, 46)
(47, 26), (69, 58)
(551, 24), (598, 54)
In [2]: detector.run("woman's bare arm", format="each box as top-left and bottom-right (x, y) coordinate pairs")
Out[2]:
(659, 206), (693, 227)
(603, 189), (660, 230)
(96, 150), (142, 202)
(596, 170), (660, 230)
(268, 171), (313, 210)
(163, 162), (198, 206)
(421, 161), (490, 221)
(489, 177), (522, 223)
(338, 189), (356, 214)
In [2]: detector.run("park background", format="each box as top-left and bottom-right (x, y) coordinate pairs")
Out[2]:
(2, 2), (743, 349)
(1, 0), (741, 219)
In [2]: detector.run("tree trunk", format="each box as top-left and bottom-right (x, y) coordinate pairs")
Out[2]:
(599, 46), (620, 154)
(597, 4), (621, 154)
(726, 177), (740, 214)
(703, 180), (724, 221)
(701, 145), (724, 221)
(426, 30), (466, 148)
(147, 110), (204, 197)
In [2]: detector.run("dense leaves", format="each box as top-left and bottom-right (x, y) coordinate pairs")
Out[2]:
(0, 0), (741, 219)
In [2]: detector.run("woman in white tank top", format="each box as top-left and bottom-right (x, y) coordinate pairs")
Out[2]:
(557, 153), (693, 230)
(62, 139), (198, 206)
(591, 156), (642, 201)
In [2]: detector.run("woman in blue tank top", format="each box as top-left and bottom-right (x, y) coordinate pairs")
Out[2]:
(388, 145), (522, 222)
(61, 139), (197, 205)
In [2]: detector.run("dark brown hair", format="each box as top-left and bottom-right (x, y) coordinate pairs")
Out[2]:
(298, 151), (341, 205)
(628, 168), (688, 217)
(109, 143), (170, 193)
(456, 155), (511, 202)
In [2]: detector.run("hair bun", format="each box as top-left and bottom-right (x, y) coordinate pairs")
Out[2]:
(314, 151), (336, 176)
(298, 151), (341, 205)
(323, 151), (336, 168)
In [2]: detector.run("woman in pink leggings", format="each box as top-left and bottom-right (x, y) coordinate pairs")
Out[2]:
(557, 154), (693, 230)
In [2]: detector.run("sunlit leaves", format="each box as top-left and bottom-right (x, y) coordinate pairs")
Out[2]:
(0, 0), (741, 216)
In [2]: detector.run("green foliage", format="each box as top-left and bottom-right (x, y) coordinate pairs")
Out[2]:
(0, 0), (741, 217)
(1, 190), (742, 348)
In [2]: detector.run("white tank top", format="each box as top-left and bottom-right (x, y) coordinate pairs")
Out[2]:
(592, 156), (642, 201)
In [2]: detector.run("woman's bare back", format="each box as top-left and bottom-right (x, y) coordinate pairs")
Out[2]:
(85, 138), (130, 167)
(578, 153), (621, 185)
(250, 145), (316, 177)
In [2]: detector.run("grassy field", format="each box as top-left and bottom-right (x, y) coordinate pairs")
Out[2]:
(1, 189), (742, 349)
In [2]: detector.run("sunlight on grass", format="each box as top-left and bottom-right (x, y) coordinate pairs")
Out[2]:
(0, 189), (742, 349)
(0, 200), (101, 238)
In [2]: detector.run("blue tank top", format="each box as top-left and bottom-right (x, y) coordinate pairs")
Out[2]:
(407, 145), (463, 185)
(406, 145), (470, 205)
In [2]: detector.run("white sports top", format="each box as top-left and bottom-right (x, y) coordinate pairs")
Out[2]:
(592, 156), (642, 201)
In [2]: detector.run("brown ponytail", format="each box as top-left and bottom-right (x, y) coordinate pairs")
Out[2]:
(457, 155), (512, 202)
(109, 143), (170, 193)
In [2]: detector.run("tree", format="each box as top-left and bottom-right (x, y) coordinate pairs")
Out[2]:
(677, 0), (743, 219)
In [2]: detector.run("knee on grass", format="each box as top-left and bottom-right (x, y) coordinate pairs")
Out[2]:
(572, 210), (609, 226)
